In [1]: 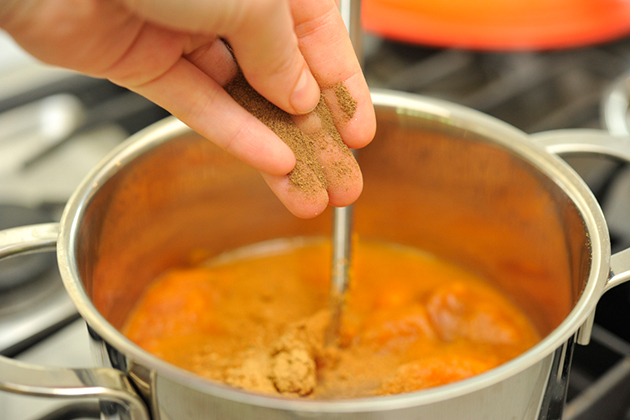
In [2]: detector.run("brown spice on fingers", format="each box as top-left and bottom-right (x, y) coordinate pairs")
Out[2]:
(224, 71), (357, 197)
(333, 82), (357, 122)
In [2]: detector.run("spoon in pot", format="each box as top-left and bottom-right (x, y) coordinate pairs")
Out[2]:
(326, 203), (354, 345)
(325, 0), (363, 346)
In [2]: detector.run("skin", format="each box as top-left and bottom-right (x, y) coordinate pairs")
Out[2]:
(0, 0), (376, 218)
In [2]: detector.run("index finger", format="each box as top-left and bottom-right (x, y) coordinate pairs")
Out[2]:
(291, 0), (376, 150)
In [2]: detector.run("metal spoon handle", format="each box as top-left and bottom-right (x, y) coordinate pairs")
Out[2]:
(327, 0), (363, 345)
(339, 0), (363, 67)
(327, 204), (354, 344)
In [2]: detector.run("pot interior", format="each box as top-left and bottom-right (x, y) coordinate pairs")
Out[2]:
(75, 92), (591, 345)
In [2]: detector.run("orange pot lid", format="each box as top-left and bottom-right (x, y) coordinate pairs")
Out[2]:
(362, 0), (630, 50)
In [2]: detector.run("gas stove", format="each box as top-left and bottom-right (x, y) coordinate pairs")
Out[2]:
(1, 29), (630, 420)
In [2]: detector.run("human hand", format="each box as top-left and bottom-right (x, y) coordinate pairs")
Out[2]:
(0, 0), (376, 218)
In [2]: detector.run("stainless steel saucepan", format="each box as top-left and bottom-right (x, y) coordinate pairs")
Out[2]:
(1, 89), (629, 420)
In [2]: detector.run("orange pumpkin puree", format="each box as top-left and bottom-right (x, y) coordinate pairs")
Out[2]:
(123, 238), (540, 399)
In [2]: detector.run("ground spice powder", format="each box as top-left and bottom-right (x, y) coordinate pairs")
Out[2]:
(224, 72), (356, 195)
(334, 82), (357, 121)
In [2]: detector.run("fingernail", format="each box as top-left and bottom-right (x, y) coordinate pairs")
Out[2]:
(290, 66), (320, 114)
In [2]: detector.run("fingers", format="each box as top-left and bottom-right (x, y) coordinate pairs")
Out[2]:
(320, 75), (376, 150)
(225, 0), (373, 214)
(225, 0), (321, 115)
(292, 102), (363, 207)
(123, 44), (295, 176)
(221, 68), (362, 218)
(261, 173), (329, 219)
(259, 109), (362, 218)
(291, 0), (376, 149)
(260, 119), (362, 219)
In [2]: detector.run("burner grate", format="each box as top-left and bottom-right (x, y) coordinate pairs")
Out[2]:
(364, 36), (630, 133)
(363, 35), (630, 420)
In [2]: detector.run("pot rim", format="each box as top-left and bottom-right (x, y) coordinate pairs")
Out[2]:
(56, 89), (610, 412)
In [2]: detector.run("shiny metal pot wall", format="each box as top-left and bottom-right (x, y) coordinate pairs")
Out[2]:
(1, 90), (630, 420)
